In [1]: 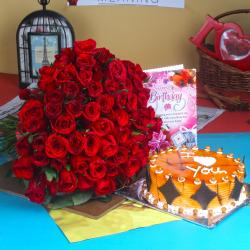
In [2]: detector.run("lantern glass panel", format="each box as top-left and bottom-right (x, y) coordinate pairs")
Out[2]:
(17, 2), (75, 88)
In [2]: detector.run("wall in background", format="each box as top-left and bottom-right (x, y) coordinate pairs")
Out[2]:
(0, 0), (249, 74)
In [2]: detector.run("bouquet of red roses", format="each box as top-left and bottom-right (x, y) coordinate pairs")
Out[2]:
(9, 39), (162, 207)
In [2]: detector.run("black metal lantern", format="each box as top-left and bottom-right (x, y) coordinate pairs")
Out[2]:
(16, 0), (75, 88)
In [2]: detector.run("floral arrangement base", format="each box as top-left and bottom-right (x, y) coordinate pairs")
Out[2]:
(117, 178), (250, 228)
(0, 161), (125, 219)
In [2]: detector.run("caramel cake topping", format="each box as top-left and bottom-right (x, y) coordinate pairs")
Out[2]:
(149, 147), (245, 184)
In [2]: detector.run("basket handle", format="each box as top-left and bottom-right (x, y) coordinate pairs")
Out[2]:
(215, 9), (250, 20)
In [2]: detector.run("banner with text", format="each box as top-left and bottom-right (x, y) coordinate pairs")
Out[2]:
(67, 0), (185, 8)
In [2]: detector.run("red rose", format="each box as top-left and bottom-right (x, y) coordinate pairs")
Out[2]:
(78, 175), (94, 191)
(131, 144), (148, 165)
(47, 180), (58, 196)
(76, 53), (96, 70)
(44, 89), (63, 104)
(19, 101), (43, 121)
(104, 79), (119, 93)
(92, 65), (105, 82)
(131, 133), (147, 143)
(82, 102), (101, 122)
(106, 161), (119, 177)
(12, 157), (33, 180)
(58, 169), (77, 193)
(45, 134), (69, 158)
(100, 135), (118, 158)
(52, 114), (76, 135)
(45, 102), (62, 119)
(54, 48), (75, 66)
(124, 156), (141, 177)
(91, 118), (114, 136)
(71, 155), (91, 174)
(116, 91), (128, 109)
(19, 88), (31, 100)
(39, 65), (57, 77)
(65, 100), (83, 118)
(63, 81), (80, 99)
(153, 117), (162, 132)
(79, 70), (93, 87)
(32, 151), (49, 167)
(137, 89), (150, 107)
(123, 60), (135, 76)
(18, 99), (44, 132)
(124, 61), (147, 86)
(132, 146), (149, 166)
(94, 48), (114, 64)
(51, 158), (67, 171)
(83, 133), (100, 156)
(127, 93), (138, 111)
(114, 147), (129, 164)
(123, 79), (133, 93)
(132, 74), (144, 91)
(22, 118), (46, 134)
(114, 109), (129, 127)
(38, 66), (58, 91)
(85, 157), (106, 180)
(56, 64), (78, 82)
(25, 180), (45, 204)
(94, 178), (116, 196)
(97, 94), (114, 114)
(15, 136), (30, 156)
(132, 108), (155, 131)
(67, 131), (85, 155)
(32, 133), (47, 152)
(87, 81), (103, 97)
(108, 60), (127, 82)
(116, 128), (131, 145)
(134, 64), (147, 81)
(74, 39), (96, 55)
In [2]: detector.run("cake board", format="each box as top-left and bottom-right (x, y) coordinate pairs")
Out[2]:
(116, 178), (250, 228)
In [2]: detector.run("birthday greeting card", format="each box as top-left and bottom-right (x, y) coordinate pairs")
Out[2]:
(144, 67), (197, 149)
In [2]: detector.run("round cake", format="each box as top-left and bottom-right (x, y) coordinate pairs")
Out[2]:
(143, 145), (247, 218)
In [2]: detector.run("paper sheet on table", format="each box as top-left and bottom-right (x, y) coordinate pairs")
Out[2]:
(49, 200), (179, 243)
(197, 106), (225, 131)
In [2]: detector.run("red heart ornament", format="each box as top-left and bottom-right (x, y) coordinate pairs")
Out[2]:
(190, 16), (250, 71)
(218, 28), (250, 70)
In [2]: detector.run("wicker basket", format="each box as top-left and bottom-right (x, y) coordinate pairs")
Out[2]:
(197, 9), (250, 92)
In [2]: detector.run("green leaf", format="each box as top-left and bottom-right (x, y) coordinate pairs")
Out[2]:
(66, 164), (71, 171)
(28, 135), (34, 144)
(116, 89), (128, 94)
(22, 180), (29, 189)
(45, 168), (57, 182)
(147, 124), (153, 128)
(132, 131), (142, 136)
(50, 195), (74, 210)
(28, 135), (33, 144)
(49, 191), (93, 210)
(97, 195), (112, 203)
(43, 194), (52, 206)
(27, 133), (38, 144)
(72, 191), (93, 206)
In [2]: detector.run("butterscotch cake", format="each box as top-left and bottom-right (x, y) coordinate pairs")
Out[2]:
(143, 146), (247, 218)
